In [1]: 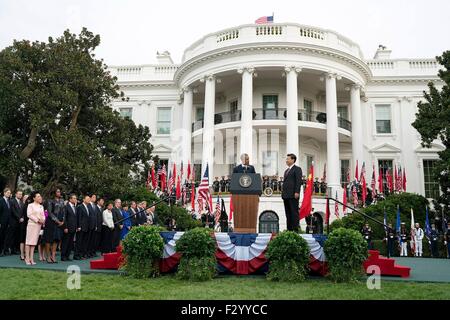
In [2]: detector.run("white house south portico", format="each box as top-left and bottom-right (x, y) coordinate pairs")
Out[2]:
(110, 22), (443, 231)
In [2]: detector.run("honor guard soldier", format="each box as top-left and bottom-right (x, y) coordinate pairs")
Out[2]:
(361, 223), (372, 249)
(301, 175), (307, 188)
(278, 176), (284, 192)
(213, 177), (220, 193)
(430, 223), (439, 258)
(319, 178), (327, 194)
(399, 223), (409, 256)
(225, 175), (231, 192)
(263, 176), (270, 190)
(313, 177), (320, 194)
(219, 176), (226, 192)
(271, 176), (278, 192)
(385, 223), (396, 258)
(444, 222), (450, 258)
(413, 223), (424, 257)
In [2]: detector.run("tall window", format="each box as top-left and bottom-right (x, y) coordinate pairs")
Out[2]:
(194, 164), (202, 182)
(196, 107), (204, 121)
(262, 151), (278, 176)
(304, 99), (313, 121)
(229, 100), (238, 113)
(378, 159), (393, 194)
(340, 159), (350, 185)
(263, 95), (278, 119)
(337, 105), (348, 120)
(306, 155), (314, 177)
(156, 107), (171, 135)
(119, 107), (132, 119)
(423, 160), (440, 199)
(375, 104), (392, 134)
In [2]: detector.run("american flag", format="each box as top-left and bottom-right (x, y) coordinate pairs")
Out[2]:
(255, 15), (274, 24)
(160, 164), (167, 191)
(157, 164), (162, 176)
(346, 166), (351, 184)
(198, 163), (213, 213)
(396, 165), (403, 192)
(371, 164), (377, 199)
(168, 168), (174, 194)
(214, 195), (221, 225)
(352, 184), (358, 207)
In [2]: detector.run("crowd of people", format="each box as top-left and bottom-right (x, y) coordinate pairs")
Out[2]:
(0, 188), (158, 265)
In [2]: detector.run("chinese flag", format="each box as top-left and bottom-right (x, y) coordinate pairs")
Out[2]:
(378, 168), (384, 194)
(176, 175), (181, 200)
(355, 160), (359, 182)
(151, 166), (157, 189)
(343, 186), (347, 215)
(402, 168), (407, 192)
(191, 183), (195, 211)
(299, 164), (314, 220)
(229, 195), (234, 221)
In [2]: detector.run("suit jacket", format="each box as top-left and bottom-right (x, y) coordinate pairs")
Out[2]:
(128, 208), (139, 226)
(10, 197), (23, 222)
(0, 197), (12, 225)
(88, 203), (97, 231)
(63, 203), (78, 233)
(76, 203), (90, 232)
(281, 165), (303, 199)
(111, 207), (123, 227)
(232, 164), (256, 174)
(95, 205), (103, 232)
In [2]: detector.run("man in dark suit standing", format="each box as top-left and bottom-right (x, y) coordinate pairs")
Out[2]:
(74, 195), (91, 260)
(111, 199), (123, 250)
(232, 153), (256, 174)
(0, 188), (12, 256)
(61, 194), (78, 261)
(87, 194), (99, 258)
(94, 197), (104, 254)
(4, 190), (23, 255)
(281, 154), (303, 232)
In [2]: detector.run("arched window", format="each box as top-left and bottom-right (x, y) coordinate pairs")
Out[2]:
(258, 211), (279, 233)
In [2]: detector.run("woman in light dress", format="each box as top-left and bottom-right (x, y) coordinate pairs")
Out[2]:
(25, 191), (46, 265)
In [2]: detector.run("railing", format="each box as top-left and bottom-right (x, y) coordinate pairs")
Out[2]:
(192, 108), (352, 131)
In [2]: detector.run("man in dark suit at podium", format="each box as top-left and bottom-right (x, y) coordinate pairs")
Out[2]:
(232, 153), (256, 174)
(281, 153), (303, 232)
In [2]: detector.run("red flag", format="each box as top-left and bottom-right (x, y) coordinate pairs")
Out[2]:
(151, 166), (157, 189)
(146, 169), (151, 189)
(394, 165), (398, 192)
(229, 195), (233, 221)
(187, 160), (192, 181)
(325, 198), (330, 226)
(161, 164), (167, 191)
(352, 185), (358, 207)
(402, 168), (407, 192)
(299, 164), (314, 220)
(176, 175), (181, 200)
(355, 160), (359, 182)
(191, 183), (195, 211)
(386, 169), (393, 193)
(361, 175), (367, 206)
(173, 163), (177, 184)
(371, 164), (377, 199)
(343, 186), (347, 215)
(378, 168), (384, 194)
(334, 191), (339, 219)
(322, 163), (327, 183)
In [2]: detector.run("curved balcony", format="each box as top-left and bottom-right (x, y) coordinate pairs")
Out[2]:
(192, 108), (352, 132)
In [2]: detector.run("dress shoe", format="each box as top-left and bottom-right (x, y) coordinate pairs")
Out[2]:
(73, 256), (81, 260)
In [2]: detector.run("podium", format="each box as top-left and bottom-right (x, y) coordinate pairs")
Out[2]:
(230, 173), (262, 233)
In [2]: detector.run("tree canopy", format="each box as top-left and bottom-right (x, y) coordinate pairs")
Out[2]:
(0, 28), (154, 198)
(412, 51), (450, 204)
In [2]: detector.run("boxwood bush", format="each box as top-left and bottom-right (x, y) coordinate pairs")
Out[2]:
(324, 228), (368, 282)
(265, 231), (310, 282)
(120, 225), (165, 278)
(175, 227), (217, 281)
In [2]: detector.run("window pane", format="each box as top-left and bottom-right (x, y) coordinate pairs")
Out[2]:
(337, 106), (348, 120)
(157, 108), (171, 121)
(119, 107), (132, 119)
(306, 155), (314, 176)
(423, 160), (440, 199)
(375, 105), (392, 133)
(304, 100), (313, 121)
(376, 120), (391, 133)
(196, 107), (204, 121)
(157, 108), (171, 134)
(340, 159), (350, 185)
(263, 95), (278, 109)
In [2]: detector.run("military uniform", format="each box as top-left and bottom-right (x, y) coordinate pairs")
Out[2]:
(399, 228), (409, 256)
(444, 228), (450, 258)
(225, 176), (231, 192)
(271, 177), (278, 192)
(320, 180), (327, 194)
(430, 228), (439, 258)
(413, 227), (424, 257)
(361, 225), (372, 249)
(263, 176), (270, 190)
(385, 228), (396, 258)
(212, 178), (220, 193)
(313, 179), (320, 194)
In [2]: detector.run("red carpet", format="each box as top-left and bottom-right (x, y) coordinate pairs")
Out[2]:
(363, 250), (410, 278)
(90, 246), (123, 269)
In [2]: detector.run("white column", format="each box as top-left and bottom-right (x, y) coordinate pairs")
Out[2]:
(325, 73), (341, 195)
(350, 84), (363, 167)
(238, 66), (255, 161)
(285, 66), (301, 157)
(201, 74), (215, 182)
(182, 87), (193, 172)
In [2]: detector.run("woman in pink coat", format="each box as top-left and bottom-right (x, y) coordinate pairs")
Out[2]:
(25, 191), (45, 265)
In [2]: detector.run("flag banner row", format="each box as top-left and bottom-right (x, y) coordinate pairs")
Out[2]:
(159, 232), (328, 276)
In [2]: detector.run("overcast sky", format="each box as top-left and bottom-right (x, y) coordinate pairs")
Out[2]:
(1, 0), (449, 66)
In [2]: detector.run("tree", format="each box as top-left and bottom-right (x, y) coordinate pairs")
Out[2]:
(412, 51), (450, 204)
(0, 28), (154, 198)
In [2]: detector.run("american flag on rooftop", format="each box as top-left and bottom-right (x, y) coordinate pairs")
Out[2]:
(255, 15), (274, 24)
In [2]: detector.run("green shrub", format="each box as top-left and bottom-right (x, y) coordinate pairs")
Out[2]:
(121, 225), (164, 278)
(175, 228), (216, 281)
(265, 231), (310, 282)
(324, 228), (368, 283)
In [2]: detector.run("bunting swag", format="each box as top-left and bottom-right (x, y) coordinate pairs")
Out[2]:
(159, 232), (328, 276)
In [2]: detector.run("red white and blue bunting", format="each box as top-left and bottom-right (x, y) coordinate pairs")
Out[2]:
(159, 232), (328, 276)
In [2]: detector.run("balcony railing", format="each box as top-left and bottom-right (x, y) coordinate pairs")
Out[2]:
(192, 108), (352, 132)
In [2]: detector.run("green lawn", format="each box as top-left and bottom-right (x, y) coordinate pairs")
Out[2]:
(1, 268), (450, 299)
